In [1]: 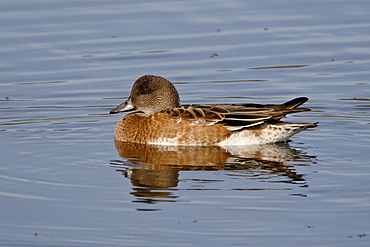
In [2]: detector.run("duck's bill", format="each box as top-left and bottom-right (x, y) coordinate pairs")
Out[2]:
(109, 98), (136, 114)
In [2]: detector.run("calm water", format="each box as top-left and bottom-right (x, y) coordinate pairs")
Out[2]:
(1, 0), (370, 246)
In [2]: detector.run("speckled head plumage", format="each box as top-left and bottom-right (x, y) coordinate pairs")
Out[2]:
(110, 75), (180, 116)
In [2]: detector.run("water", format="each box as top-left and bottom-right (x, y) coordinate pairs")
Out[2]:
(1, 0), (370, 246)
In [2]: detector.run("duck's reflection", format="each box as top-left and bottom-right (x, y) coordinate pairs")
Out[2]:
(111, 141), (315, 205)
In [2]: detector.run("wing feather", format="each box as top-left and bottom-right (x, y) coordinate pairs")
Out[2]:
(164, 97), (312, 131)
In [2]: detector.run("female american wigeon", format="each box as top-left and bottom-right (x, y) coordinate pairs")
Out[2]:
(110, 75), (317, 146)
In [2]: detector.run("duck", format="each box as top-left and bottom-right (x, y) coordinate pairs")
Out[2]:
(110, 75), (317, 146)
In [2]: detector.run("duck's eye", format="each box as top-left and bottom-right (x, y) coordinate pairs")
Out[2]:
(140, 88), (152, 94)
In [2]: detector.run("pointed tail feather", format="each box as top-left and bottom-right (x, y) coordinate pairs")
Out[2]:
(273, 97), (309, 110)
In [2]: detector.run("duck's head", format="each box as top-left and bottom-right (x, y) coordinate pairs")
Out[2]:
(110, 75), (180, 116)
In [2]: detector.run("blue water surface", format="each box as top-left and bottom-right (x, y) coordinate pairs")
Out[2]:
(1, 0), (370, 246)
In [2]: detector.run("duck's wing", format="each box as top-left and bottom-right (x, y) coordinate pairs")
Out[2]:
(165, 97), (312, 131)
